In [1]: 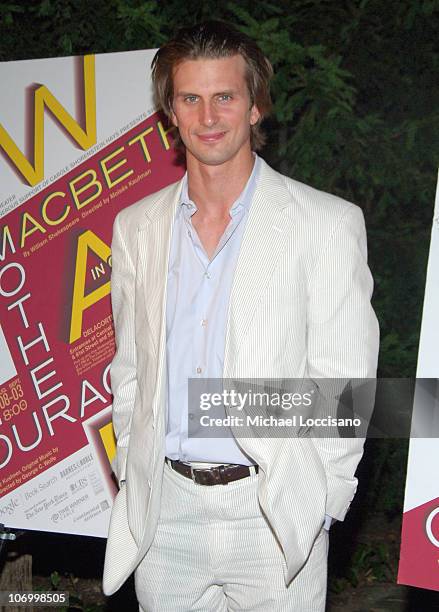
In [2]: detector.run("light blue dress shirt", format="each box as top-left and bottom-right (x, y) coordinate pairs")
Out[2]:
(164, 154), (334, 530)
(165, 156), (261, 465)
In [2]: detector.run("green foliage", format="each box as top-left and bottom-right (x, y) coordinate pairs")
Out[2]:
(40, 571), (103, 611)
(225, 2), (439, 379)
(50, 569), (61, 589)
(362, 439), (409, 516)
(2, 0), (431, 378)
(330, 541), (394, 591)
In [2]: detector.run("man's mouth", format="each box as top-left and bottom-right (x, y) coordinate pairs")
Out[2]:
(197, 132), (226, 143)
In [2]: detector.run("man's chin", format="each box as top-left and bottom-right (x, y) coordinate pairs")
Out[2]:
(187, 150), (233, 167)
(186, 146), (251, 168)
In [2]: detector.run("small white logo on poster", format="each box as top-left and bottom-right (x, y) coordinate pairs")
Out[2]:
(425, 506), (439, 548)
(0, 325), (16, 385)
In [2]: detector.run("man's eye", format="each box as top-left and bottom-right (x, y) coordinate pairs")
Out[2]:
(184, 96), (198, 103)
(218, 94), (232, 102)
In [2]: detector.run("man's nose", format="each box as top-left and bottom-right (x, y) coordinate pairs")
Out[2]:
(199, 101), (218, 127)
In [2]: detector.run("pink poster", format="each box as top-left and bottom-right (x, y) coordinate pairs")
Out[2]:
(0, 51), (184, 536)
(398, 176), (439, 591)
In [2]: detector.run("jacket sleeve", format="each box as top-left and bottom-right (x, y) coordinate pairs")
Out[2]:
(307, 204), (379, 520)
(109, 212), (137, 488)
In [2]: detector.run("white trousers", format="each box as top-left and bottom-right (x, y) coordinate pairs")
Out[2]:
(135, 461), (328, 611)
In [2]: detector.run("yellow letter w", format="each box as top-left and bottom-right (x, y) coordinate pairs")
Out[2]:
(0, 55), (96, 187)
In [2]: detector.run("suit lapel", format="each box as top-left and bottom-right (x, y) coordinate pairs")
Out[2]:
(136, 161), (297, 372)
(224, 160), (296, 375)
(137, 181), (182, 355)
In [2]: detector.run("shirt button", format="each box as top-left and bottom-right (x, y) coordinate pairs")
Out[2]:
(196, 367), (202, 374)
(201, 319), (207, 327)
(204, 272), (211, 279)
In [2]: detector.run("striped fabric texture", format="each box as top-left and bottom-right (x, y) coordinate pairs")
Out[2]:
(102, 158), (379, 597)
(134, 461), (328, 611)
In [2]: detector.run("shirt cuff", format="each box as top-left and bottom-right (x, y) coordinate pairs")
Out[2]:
(324, 514), (335, 531)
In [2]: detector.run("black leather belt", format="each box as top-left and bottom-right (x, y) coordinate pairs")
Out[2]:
(165, 458), (259, 485)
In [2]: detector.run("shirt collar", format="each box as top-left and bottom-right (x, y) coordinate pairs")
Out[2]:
(178, 153), (260, 215)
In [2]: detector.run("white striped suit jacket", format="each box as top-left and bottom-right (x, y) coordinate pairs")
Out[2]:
(102, 158), (379, 595)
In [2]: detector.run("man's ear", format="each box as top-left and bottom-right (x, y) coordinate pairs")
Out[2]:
(250, 104), (261, 126)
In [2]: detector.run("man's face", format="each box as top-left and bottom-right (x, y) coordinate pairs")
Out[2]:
(170, 55), (260, 167)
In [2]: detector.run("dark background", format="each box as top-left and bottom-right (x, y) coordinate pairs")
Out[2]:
(1, 1), (439, 610)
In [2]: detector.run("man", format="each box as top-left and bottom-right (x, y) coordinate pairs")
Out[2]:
(103, 20), (379, 611)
